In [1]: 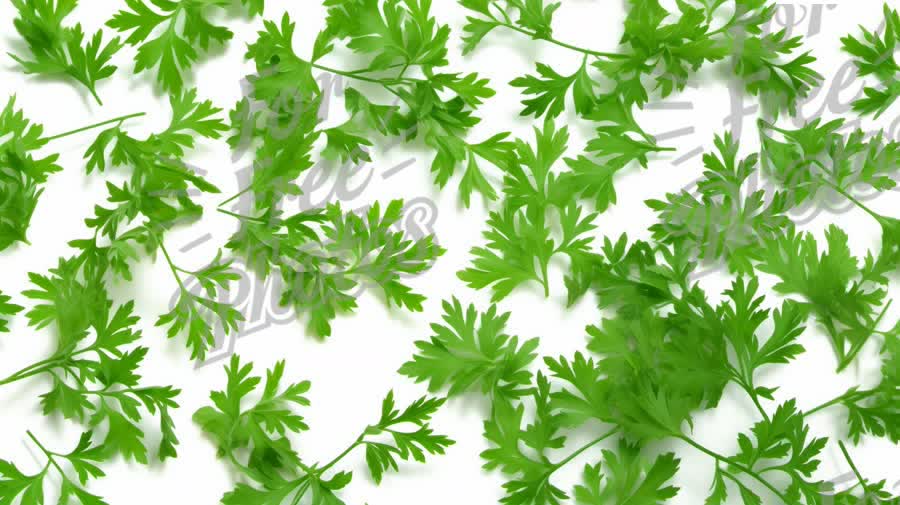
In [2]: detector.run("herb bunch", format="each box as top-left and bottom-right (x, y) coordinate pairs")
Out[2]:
(194, 355), (453, 504)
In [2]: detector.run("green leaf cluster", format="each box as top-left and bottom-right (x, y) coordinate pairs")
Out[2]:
(0, 97), (61, 251)
(841, 4), (900, 118)
(194, 356), (453, 504)
(107, 0), (265, 93)
(9, 0), (123, 104)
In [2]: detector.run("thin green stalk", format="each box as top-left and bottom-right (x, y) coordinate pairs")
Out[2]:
(838, 441), (871, 496)
(679, 435), (790, 503)
(489, 19), (626, 60)
(310, 62), (412, 86)
(837, 299), (893, 372)
(551, 428), (618, 472)
(156, 237), (189, 295)
(26, 431), (65, 476)
(217, 208), (269, 224)
(219, 186), (253, 208)
(44, 112), (146, 142)
(317, 434), (365, 476)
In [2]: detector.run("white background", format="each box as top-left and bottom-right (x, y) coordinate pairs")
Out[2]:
(0, 0), (897, 503)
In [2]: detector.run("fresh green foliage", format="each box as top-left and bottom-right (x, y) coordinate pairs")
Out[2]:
(71, 90), (243, 359)
(573, 443), (681, 505)
(227, 200), (443, 338)
(647, 133), (794, 274)
(759, 118), (900, 282)
(714, 400), (828, 504)
(400, 297), (539, 400)
(9, 0), (123, 104)
(0, 431), (110, 505)
(245, 4), (511, 206)
(1, 2), (897, 504)
(0, 97), (61, 251)
(107, 0), (265, 93)
(156, 250), (244, 361)
(0, 290), (23, 333)
(481, 373), (609, 505)
(458, 120), (600, 300)
(757, 225), (894, 371)
(194, 356), (453, 504)
(758, 119), (900, 203)
(830, 442), (900, 504)
(841, 4), (900, 118)
(461, 0), (821, 187)
(0, 257), (181, 463)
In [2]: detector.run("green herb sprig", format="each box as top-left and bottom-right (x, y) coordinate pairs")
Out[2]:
(194, 356), (454, 504)
(9, 0), (123, 104)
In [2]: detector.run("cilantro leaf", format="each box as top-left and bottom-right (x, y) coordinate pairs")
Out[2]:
(324, 0), (450, 70)
(247, 8), (504, 206)
(510, 61), (595, 119)
(156, 249), (244, 361)
(0, 96), (61, 251)
(0, 431), (110, 505)
(10, 0), (123, 104)
(78, 89), (226, 281)
(757, 225), (892, 370)
(728, 400), (828, 504)
(574, 442), (681, 504)
(841, 4), (900, 118)
(647, 132), (794, 274)
(399, 297), (539, 400)
(193, 356), (311, 481)
(197, 356), (451, 502)
(107, 0), (261, 93)
(364, 392), (454, 484)
(8, 260), (182, 463)
(227, 200), (443, 339)
(481, 375), (571, 505)
(0, 290), (23, 333)
(459, 121), (600, 300)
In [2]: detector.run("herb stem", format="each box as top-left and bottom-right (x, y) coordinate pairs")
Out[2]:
(736, 378), (771, 423)
(805, 388), (880, 417)
(219, 186), (253, 208)
(218, 208), (269, 224)
(44, 112), (146, 142)
(26, 431), (66, 476)
(491, 20), (626, 60)
(551, 428), (618, 471)
(156, 237), (189, 295)
(317, 434), (365, 476)
(838, 441), (871, 496)
(837, 299), (893, 372)
(678, 435), (790, 503)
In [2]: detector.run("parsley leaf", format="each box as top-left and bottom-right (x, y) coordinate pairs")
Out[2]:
(399, 297), (539, 400)
(107, 0), (262, 93)
(759, 119), (900, 283)
(459, 120), (600, 300)
(722, 400), (828, 504)
(196, 356), (452, 502)
(1, 259), (182, 463)
(10, 0), (123, 104)
(646, 132), (794, 274)
(226, 200), (443, 338)
(757, 225), (893, 371)
(156, 249), (244, 361)
(0, 290), (22, 333)
(0, 97), (61, 251)
(0, 431), (110, 505)
(841, 4), (900, 118)
(248, 5), (507, 206)
(574, 442), (681, 505)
